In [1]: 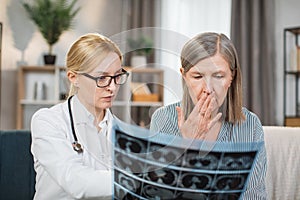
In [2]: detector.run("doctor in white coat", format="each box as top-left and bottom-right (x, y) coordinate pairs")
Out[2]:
(31, 33), (129, 200)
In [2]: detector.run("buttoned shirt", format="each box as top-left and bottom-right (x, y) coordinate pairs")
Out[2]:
(150, 101), (267, 200)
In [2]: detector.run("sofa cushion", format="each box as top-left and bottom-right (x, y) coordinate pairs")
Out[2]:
(264, 126), (300, 200)
(0, 130), (36, 200)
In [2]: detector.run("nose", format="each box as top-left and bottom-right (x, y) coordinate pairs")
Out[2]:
(106, 78), (117, 92)
(203, 78), (213, 94)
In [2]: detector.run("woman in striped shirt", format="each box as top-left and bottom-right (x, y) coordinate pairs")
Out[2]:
(150, 32), (267, 199)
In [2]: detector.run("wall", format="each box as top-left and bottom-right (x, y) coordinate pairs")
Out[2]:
(274, 0), (300, 125)
(0, 0), (123, 129)
(1, 0), (300, 129)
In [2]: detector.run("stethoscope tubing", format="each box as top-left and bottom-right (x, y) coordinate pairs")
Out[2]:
(68, 95), (84, 153)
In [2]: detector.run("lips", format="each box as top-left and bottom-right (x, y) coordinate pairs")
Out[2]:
(102, 95), (114, 101)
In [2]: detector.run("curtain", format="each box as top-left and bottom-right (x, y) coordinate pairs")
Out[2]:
(230, 0), (276, 125)
(121, 0), (157, 126)
(122, 0), (156, 66)
(126, 0), (155, 29)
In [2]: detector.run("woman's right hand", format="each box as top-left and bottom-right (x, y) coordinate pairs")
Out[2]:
(176, 93), (222, 140)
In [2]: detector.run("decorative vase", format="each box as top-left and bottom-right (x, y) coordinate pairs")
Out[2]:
(130, 55), (147, 68)
(44, 55), (56, 65)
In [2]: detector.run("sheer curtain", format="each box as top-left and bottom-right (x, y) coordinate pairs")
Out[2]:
(157, 0), (232, 104)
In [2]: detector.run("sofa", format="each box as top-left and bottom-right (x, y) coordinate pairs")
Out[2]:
(0, 130), (35, 200)
(0, 127), (299, 200)
(263, 126), (300, 200)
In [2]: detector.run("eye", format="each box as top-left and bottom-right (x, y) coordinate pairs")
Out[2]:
(214, 74), (224, 79)
(192, 75), (203, 79)
(115, 73), (123, 78)
(98, 76), (107, 80)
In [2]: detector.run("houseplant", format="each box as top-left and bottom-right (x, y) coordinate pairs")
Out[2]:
(23, 0), (80, 65)
(127, 36), (153, 67)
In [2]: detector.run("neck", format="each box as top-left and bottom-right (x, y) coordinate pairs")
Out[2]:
(94, 108), (106, 125)
(76, 95), (106, 125)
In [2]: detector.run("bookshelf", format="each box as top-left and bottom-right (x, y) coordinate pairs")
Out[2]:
(16, 66), (164, 129)
(283, 27), (300, 126)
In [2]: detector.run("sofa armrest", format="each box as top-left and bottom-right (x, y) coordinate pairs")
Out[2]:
(263, 126), (300, 200)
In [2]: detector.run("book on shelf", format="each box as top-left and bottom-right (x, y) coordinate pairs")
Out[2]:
(130, 82), (159, 102)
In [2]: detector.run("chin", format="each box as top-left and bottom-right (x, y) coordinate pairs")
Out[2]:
(104, 103), (113, 109)
(97, 102), (113, 110)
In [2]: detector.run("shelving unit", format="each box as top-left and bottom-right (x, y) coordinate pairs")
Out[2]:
(16, 65), (67, 129)
(112, 67), (164, 128)
(16, 66), (164, 129)
(283, 27), (300, 126)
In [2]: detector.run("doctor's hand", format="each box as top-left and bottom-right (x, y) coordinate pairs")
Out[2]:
(176, 93), (222, 140)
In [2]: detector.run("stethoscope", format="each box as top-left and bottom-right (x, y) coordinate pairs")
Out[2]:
(67, 95), (114, 170)
(68, 95), (84, 153)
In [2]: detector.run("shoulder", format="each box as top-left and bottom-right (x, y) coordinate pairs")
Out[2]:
(150, 102), (181, 135)
(31, 101), (69, 134)
(242, 107), (262, 125)
(152, 101), (180, 119)
(32, 101), (67, 121)
(237, 107), (264, 141)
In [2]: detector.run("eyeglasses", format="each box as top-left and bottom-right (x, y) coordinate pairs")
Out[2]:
(80, 69), (129, 88)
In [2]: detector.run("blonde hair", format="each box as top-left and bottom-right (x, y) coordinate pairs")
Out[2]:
(180, 32), (245, 124)
(66, 33), (122, 97)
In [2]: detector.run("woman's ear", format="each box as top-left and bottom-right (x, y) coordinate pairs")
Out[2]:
(180, 67), (187, 81)
(67, 71), (79, 87)
(180, 67), (184, 75)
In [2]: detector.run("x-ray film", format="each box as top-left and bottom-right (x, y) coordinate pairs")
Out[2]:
(112, 119), (263, 200)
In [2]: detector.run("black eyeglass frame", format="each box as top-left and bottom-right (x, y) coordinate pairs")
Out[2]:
(80, 68), (129, 88)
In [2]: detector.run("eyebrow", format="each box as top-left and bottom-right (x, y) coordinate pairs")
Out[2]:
(189, 70), (227, 76)
(212, 70), (226, 74)
(94, 68), (123, 75)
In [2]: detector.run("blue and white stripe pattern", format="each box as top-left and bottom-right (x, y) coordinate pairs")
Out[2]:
(150, 102), (267, 200)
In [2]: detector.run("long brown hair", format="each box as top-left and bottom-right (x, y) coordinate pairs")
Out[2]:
(180, 32), (245, 123)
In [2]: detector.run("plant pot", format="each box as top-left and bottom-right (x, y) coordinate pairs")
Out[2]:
(130, 55), (147, 67)
(44, 55), (56, 65)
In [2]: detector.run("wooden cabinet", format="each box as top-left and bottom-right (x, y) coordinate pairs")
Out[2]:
(16, 66), (164, 129)
(283, 27), (300, 126)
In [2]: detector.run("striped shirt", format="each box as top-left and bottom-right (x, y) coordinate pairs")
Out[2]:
(150, 101), (267, 200)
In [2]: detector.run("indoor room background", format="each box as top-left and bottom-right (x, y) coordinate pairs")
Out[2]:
(1, 0), (300, 130)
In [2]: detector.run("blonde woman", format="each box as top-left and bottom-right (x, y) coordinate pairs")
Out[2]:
(31, 33), (129, 199)
(150, 32), (267, 199)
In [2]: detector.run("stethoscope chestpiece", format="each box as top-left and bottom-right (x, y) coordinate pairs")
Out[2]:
(72, 141), (83, 153)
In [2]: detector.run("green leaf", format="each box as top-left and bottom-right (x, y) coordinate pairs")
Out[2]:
(23, 0), (80, 54)
(127, 36), (153, 56)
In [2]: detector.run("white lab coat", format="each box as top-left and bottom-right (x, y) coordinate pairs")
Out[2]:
(31, 95), (113, 200)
